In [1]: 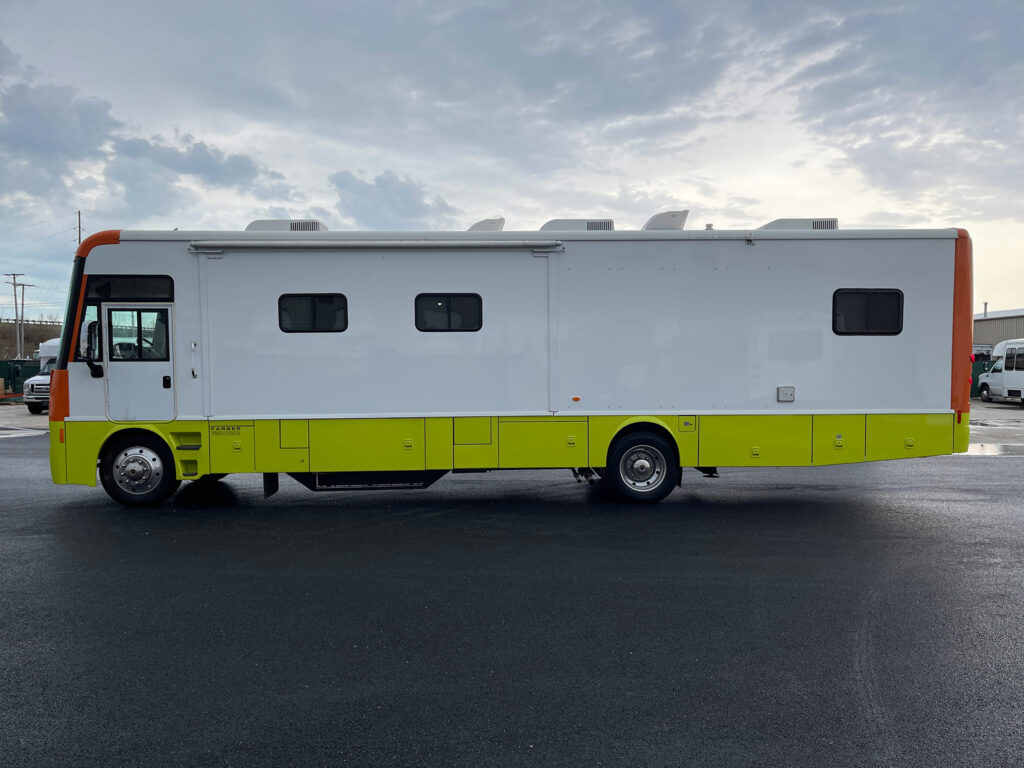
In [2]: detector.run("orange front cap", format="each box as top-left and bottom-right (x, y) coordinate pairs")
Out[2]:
(67, 230), (120, 360)
(951, 229), (973, 413)
(49, 369), (69, 422)
(76, 229), (121, 260)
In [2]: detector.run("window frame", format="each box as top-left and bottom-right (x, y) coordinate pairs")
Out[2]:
(832, 288), (904, 336)
(414, 293), (483, 333)
(278, 293), (349, 333)
(106, 307), (171, 362)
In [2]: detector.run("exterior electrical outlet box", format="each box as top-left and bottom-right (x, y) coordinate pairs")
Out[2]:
(777, 386), (796, 402)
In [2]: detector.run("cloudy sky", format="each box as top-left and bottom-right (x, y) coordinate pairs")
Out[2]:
(1, 0), (1022, 320)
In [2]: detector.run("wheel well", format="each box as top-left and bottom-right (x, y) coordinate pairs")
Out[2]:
(98, 428), (170, 463)
(606, 422), (680, 467)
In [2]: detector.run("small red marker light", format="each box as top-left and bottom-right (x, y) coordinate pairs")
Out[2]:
(572, 396), (581, 402)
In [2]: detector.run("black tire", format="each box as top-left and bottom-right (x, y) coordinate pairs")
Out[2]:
(26, 403), (44, 414)
(99, 433), (181, 506)
(980, 385), (991, 402)
(605, 431), (680, 503)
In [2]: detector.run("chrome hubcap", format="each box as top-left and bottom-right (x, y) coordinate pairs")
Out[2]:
(113, 447), (163, 495)
(619, 445), (665, 492)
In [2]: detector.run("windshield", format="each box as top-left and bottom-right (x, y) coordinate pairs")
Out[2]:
(38, 358), (55, 375)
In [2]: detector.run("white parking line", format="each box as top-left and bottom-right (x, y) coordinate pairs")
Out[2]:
(0, 427), (47, 439)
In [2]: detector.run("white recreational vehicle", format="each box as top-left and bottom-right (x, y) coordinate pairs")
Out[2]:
(977, 338), (1024, 404)
(48, 214), (974, 506)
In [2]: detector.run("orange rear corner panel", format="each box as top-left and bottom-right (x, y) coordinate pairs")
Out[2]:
(951, 229), (973, 413)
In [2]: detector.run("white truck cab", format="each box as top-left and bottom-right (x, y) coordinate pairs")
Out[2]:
(978, 338), (1024, 405)
(23, 337), (60, 414)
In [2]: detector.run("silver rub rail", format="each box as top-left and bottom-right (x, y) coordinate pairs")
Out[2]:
(189, 239), (565, 252)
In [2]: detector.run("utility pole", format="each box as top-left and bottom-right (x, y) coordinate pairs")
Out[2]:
(4, 273), (24, 358)
(20, 283), (34, 358)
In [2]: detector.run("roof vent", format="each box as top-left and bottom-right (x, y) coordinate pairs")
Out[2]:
(245, 219), (329, 232)
(539, 219), (614, 231)
(643, 210), (689, 230)
(467, 218), (505, 231)
(758, 218), (838, 231)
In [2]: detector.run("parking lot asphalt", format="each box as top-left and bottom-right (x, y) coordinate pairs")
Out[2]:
(2, 402), (1024, 767)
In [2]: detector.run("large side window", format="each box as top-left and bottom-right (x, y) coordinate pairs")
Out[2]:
(415, 294), (482, 332)
(107, 308), (170, 361)
(833, 289), (903, 335)
(75, 275), (173, 361)
(279, 294), (348, 332)
(1007, 348), (1017, 371)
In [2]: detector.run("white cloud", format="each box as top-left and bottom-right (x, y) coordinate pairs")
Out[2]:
(1, 0), (1023, 316)
(329, 170), (460, 230)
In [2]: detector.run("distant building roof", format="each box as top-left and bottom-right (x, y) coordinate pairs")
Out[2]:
(974, 308), (1024, 321)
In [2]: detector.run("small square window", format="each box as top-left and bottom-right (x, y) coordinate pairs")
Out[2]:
(279, 294), (347, 332)
(833, 289), (903, 335)
(415, 293), (482, 332)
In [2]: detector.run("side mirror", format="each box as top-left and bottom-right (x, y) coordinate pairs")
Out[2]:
(85, 321), (104, 378)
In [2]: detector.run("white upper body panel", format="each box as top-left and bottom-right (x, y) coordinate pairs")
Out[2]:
(66, 227), (960, 420)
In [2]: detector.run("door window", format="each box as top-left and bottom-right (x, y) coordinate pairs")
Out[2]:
(108, 308), (170, 361)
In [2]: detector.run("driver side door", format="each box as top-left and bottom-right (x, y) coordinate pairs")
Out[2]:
(103, 304), (176, 422)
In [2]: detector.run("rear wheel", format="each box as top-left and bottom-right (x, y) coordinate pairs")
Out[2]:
(100, 433), (180, 506)
(605, 431), (680, 503)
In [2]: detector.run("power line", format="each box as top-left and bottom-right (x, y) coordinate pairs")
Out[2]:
(0, 227), (77, 253)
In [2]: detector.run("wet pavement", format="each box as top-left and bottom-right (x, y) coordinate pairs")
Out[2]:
(2, 403), (1023, 766)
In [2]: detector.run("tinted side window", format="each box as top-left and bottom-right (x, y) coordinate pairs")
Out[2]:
(833, 289), (903, 335)
(1007, 349), (1017, 371)
(279, 294), (348, 332)
(107, 308), (170, 361)
(88, 275), (174, 301)
(415, 294), (482, 332)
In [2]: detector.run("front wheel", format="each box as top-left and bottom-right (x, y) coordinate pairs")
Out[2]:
(980, 385), (991, 402)
(605, 431), (680, 503)
(100, 433), (181, 506)
(26, 403), (44, 414)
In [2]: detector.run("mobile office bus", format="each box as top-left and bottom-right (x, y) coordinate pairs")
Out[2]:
(48, 213), (973, 506)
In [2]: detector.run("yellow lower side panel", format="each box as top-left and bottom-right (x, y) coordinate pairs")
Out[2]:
(865, 414), (954, 461)
(51, 412), (960, 486)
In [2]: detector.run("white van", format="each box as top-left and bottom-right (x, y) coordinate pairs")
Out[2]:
(23, 337), (60, 414)
(977, 338), (1024, 404)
